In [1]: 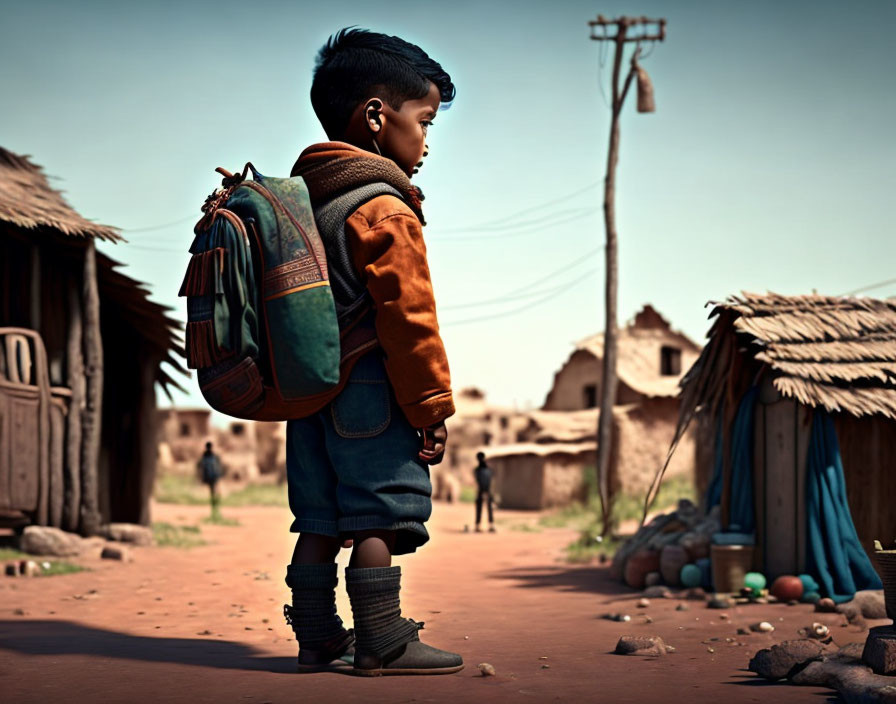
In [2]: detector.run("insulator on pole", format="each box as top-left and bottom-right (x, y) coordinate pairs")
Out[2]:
(636, 64), (655, 113)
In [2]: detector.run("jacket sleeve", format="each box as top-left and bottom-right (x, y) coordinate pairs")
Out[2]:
(346, 196), (455, 428)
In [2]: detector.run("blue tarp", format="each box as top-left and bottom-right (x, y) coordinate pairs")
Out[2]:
(805, 411), (882, 602)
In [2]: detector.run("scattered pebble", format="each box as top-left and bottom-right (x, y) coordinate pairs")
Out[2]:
(750, 621), (775, 633)
(644, 616), (654, 624)
(478, 662), (496, 677)
(676, 603), (689, 612)
(719, 613), (729, 620)
(737, 627), (751, 635)
(541, 664), (550, 669)
(464, 635), (470, 640)
(707, 647), (715, 654)
(637, 598), (650, 608)
(665, 645), (676, 654)
(539, 656), (548, 660)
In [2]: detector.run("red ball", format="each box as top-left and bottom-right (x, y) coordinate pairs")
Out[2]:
(770, 575), (804, 602)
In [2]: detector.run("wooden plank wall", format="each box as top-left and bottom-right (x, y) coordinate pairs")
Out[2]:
(835, 413), (896, 560)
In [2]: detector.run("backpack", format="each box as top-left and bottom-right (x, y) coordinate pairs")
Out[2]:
(199, 453), (222, 485)
(180, 163), (342, 419)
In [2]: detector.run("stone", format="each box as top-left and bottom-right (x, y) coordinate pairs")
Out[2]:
(4, 562), (19, 577)
(679, 532), (710, 561)
(644, 571), (662, 587)
(637, 598), (650, 608)
(750, 621), (775, 633)
(102, 523), (153, 546)
(101, 545), (131, 561)
(676, 603), (689, 612)
(737, 627), (751, 636)
(748, 638), (829, 681)
(20, 560), (41, 577)
(849, 590), (887, 620)
(862, 626), (896, 675)
(816, 597), (837, 613)
(660, 545), (688, 586)
(625, 550), (661, 590)
(708, 594), (735, 609)
(684, 587), (707, 601)
(20, 526), (83, 557)
(614, 635), (666, 657)
(643, 585), (671, 599)
(477, 662), (496, 676)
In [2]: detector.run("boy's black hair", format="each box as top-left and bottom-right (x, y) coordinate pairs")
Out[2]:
(311, 27), (456, 139)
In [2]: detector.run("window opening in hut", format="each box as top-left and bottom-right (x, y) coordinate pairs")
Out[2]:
(231, 423), (245, 436)
(661, 345), (682, 376)
(179, 422), (191, 437)
(583, 383), (598, 408)
(483, 431), (493, 445)
(499, 416), (508, 430)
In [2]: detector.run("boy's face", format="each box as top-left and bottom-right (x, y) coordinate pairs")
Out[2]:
(372, 82), (440, 177)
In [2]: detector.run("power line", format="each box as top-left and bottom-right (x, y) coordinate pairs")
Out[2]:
(442, 268), (597, 327)
(121, 214), (198, 233)
(840, 277), (896, 297)
(441, 245), (601, 311)
(433, 208), (597, 242)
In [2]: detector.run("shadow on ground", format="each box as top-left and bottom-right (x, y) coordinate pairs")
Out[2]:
(0, 620), (295, 673)
(487, 564), (631, 598)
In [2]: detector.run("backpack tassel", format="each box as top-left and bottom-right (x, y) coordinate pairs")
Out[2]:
(179, 248), (226, 297)
(186, 319), (222, 369)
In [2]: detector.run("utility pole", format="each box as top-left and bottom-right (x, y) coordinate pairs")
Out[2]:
(589, 15), (665, 536)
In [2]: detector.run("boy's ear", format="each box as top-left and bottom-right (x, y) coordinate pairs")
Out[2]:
(364, 98), (385, 134)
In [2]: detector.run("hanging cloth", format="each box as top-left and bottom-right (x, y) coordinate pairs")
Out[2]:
(806, 411), (882, 602)
(704, 388), (758, 535)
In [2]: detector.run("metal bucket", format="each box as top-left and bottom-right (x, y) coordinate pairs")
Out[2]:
(873, 540), (896, 621)
(710, 544), (755, 594)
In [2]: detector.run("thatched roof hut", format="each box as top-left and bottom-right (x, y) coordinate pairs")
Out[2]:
(653, 292), (892, 599)
(0, 147), (184, 532)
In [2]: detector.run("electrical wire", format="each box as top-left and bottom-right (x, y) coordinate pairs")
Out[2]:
(434, 208), (597, 242)
(442, 268), (597, 327)
(121, 214), (198, 233)
(840, 277), (896, 297)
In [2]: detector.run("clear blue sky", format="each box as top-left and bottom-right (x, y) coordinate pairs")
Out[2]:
(2, 0), (894, 414)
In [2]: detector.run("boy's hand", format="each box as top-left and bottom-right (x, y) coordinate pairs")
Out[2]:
(418, 421), (447, 465)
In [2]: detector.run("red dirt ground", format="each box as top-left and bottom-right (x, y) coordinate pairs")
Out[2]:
(0, 499), (876, 703)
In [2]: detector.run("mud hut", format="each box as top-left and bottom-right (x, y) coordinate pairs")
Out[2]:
(484, 306), (701, 509)
(0, 147), (184, 533)
(655, 292), (890, 600)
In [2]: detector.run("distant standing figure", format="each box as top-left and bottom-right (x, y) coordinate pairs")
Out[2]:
(474, 451), (496, 533)
(198, 441), (223, 509)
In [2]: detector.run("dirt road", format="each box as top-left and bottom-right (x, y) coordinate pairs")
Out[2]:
(0, 500), (859, 703)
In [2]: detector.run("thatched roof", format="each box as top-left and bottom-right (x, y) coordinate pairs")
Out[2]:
(0, 146), (184, 393)
(680, 292), (896, 420)
(0, 148), (122, 242)
(97, 252), (186, 396)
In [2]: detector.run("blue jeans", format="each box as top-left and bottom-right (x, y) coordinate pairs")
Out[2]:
(285, 349), (432, 555)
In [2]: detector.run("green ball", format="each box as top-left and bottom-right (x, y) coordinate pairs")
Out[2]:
(744, 572), (767, 591)
(680, 564), (701, 588)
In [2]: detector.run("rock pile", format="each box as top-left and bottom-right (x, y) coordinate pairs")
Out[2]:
(610, 499), (720, 589)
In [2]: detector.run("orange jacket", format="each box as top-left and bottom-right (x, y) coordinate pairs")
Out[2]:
(293, 143), (455, 429)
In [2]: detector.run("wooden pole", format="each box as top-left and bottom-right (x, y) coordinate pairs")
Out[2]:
(64, 273), (84, 532)
(594, 22), (627, 536)
(80, 242), (103, 535)
(137, 356), (158, 526)
(589, 16), (665, 536)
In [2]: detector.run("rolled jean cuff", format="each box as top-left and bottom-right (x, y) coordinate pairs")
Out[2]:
(289, 516), (339, 536)
(337, 516), (430, 555)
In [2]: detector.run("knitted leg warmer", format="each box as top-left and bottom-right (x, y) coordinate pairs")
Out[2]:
(284, 563), (349, 649)
(345, 566), (421, 659)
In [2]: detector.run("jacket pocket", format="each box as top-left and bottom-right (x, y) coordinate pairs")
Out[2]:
(330, 379), (391, 438)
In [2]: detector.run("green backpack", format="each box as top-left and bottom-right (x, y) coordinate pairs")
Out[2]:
(179, 164), (341, 419)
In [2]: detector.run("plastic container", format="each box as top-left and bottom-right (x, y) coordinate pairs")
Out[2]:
(710, 544), (755, 593)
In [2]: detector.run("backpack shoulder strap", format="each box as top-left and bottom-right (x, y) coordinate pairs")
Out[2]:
(313, 183), (405, 324)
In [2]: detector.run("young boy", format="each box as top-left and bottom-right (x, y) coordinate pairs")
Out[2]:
(282, 28), (462, 676)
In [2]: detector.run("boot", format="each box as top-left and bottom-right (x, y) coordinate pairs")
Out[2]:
(345, 566), (463, 676)
(284, 563), (354, 672)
